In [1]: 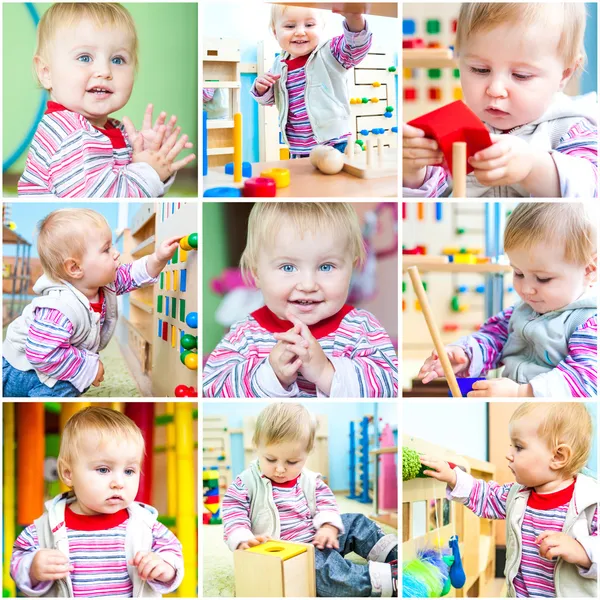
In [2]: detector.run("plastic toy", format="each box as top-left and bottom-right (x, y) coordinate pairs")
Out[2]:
(203, 186), (242, 197)
(260, 168), (290, 188)
(181, 334), (197, 350)
(447, 378), (486, 397)
(407, 101), (492, 174)
(185, 311), (198, 329)
(180, 236), (192, 251)
(183, 352), (198, 370)
(234, 540), (316, 597)
(225, 161), (252, 178)
(233, 112), (242, 182)
(243, 177), (277, 197)
(309, 145), (344, 175)
(174, 384), (198, 397)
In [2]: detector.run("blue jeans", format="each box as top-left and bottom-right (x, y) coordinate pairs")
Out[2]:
(2, 358), (83, 397)
(315, 513), (397, 597)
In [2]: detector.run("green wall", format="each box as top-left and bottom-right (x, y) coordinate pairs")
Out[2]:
(202, 203), (229, 356)
(3, 2), (197, 174)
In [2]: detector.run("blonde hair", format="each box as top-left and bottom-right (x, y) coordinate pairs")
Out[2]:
(37, 208), (111, 282)
(35, 2), (139, 85)
(510, 403), (592, 476)
(240, 202), (366, 284)
(57, 407), (145, 486)
(252, 403), (317, 454)
(269, 4), (327, 34)
(455, 3), (587, 74)
(504, 203), (597, 265)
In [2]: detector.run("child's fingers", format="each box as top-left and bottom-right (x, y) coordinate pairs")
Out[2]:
(535, 531), (554, 544)
(142, 103), (154, 131)
(472, 140), (508, 162)
(468, 154), (509, 171)
(122, 117), (142, 152)
(403, 146), (443, 160)
(273, 331), (306, 346)
(150, 125), (167, 152)
(166, 134), (190, 162)
(170, 154), (197, 172)
(402, 123), (426, 138)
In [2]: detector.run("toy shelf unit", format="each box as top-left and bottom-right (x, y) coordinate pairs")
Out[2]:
(402, 3), (461, 123)
(401, 202), (517, 363)
(2, 223), (32, 327)
(403, 434), (496, 598)
(202, 414), (233, 491)
(203, 37), (241, 169)
(347, 415), (379, 504)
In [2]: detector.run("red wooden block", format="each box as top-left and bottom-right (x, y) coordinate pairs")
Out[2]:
(443, 323), (460, 332)
(243, 177), (276, 197)
(403, 38), (425, 48)
(427, 42), (441, 48)
(452, 19), (458, 33)
(404, 87), (417, 101)
(428, 87), (442, 101)
(407, 100), (492, 173)
(162, 321), (168, 341)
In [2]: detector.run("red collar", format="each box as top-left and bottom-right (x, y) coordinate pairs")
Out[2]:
(89, 289), (104, 314)
(263, 473), (301, 488)
(283, 53), (310, 70)
(65, 504), (129, 531)
(251, 304), (354, 339)
(45, 101), (126, 149)
(528, 478), (576, 510)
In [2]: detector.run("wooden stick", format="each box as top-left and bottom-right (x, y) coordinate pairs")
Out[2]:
(346, 133), (355, 161)
(407, 266), (463, 397)
(366, 137), (374, 167)
(452, 141), (466, 197)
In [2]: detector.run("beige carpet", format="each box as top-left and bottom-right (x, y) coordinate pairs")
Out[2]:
(202, 493), (398, 597)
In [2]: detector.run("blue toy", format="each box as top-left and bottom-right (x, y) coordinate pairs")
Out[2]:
(447, 377), (486, 397)
(224, 161), (252, 178)
(203, 187), (242, 197)
(448, 535), (466, 588)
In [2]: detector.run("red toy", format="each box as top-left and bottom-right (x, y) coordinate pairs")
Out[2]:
(403, 38), (425, 48)
(174, 385), (198, 397)
(242, 177), (276, 197)
(407, 101), (492, 173)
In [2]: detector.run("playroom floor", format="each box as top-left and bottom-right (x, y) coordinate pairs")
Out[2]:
(202, 493), (398, 597)
(2, 326), (140, 397)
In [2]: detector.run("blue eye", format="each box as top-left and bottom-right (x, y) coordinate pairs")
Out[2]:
(281, 264), (296, 273)
(319, 264), (334, 272)
(125, 468), (136, 476)
(97, 467), (109, 474)
(112, 56), (125, 65)
(78, 55), (92, 63)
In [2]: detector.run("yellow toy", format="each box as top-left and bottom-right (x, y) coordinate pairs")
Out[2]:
(234, 539), (316, 597)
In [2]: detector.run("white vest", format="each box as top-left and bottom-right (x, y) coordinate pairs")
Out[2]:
(504, 474), (598, 597)
(33, 493), (160, 598)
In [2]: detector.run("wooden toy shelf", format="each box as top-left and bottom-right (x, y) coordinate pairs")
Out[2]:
(403, 48), (456, 69)
(403, 434), (497, 597)
(402, 257), (513, 273)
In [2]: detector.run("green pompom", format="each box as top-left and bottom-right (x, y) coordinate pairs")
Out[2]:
(402, 447), (421, 481)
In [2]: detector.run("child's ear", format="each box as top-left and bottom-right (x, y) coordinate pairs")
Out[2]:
(64, 258), (84, 280)
(59, 459), (73, 488)
(251, 269), (261, 289)
(559, 54), (582, 90)
(550, 443), (572, 472)
(584, 253), (597, 284)
(34, 55), (52, 90)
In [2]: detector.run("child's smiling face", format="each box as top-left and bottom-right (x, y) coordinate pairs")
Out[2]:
(36, 17), (136, 127)
(459, 17), (573, 131)
(252, 218), (354, 326)
(273, 7), (324, 58)
(507, 241), (595, 314)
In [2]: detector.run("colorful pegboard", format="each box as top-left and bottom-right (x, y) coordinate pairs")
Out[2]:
(153, 202), (199, 397)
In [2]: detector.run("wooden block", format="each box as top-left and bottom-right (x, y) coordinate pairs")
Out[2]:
(343, 147), (397, 179)
(234, 540), (316, 597)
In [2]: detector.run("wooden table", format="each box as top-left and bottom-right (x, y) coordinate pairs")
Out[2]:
(204, 157), (398, 198)
(267, 2), (398, 18)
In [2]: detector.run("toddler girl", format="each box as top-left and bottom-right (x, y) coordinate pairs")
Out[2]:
(418, 202), (597, 397)
(222, 402), (398, 597)
(403, 2), (597, 197)
(252, 4), (372, 157)
(19, 2), (195, 198)
(11, 406), (183, 597)
(420, 402), (597, 597)
(3, 208), (180, 397)
(203, 202), (398, 398)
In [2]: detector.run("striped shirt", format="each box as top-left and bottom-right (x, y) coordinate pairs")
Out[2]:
(18, 107), (156, 198)
(11, 507), (182, 597)
(459, 476), (597, 598)
(405, 119), (598, 197)
(24, 261), (150, 392)
(454, 306), (597, 397)
(251, 22), (372, 156)
(202, 306), (398, 398)
(223, 474), (341, 546)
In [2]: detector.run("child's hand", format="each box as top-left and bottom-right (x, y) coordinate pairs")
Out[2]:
(156, 236), (183, 262)
(274, 314), (334, 394)
(466, 377), (522, 398)
(92, 360), (105, 387)
(418, 346), (469, 384)
(255, 73), (281, 95)
(31, 549), (73, 584)
(402, 124), (443, 188)
(129, 551), (176, 583)
(332, 9), (366, 32)
(313, 524), (340, 550)
(269, 324), (304, 389)
(469, 134), (535, 187)
(122, 103), (194, 153)
(236, 535), (271, 551)
(419, 456), (457, 489)
(125, 122), (196, 182)
(536, 532), (592, 568)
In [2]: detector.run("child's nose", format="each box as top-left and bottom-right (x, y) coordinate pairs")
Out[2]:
(297, 275), (318, 291)
(94, 59), (113, 79)
(486, 77), (508, 99)
(113, 249), (120, 261)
